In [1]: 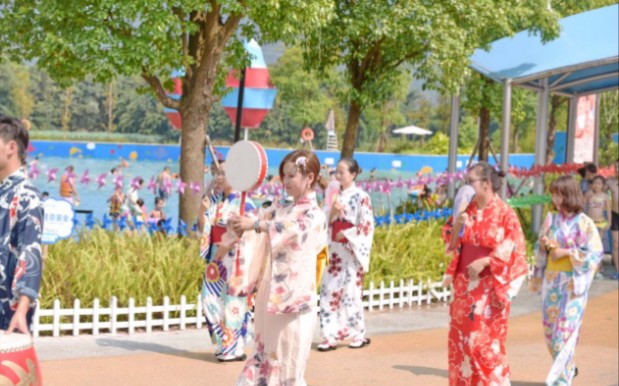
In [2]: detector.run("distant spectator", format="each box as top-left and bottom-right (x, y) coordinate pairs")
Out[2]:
(607, 158), (619, 279)
(126, 178), (144, 219)
(577, 162), (597, 197)
(156, 166), (172, 200)
(59, 165), (79, 204)
(150, 197), (167, 221)
(136, 198), (148, 223)
(41, 191), (49, 200)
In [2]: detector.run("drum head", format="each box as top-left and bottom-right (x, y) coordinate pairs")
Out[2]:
(226, 141), (268, 192)
(453, 184), (475, 216)
(0, 330), (32, 351)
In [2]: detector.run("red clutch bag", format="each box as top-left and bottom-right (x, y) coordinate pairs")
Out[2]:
(331, 220), (354, 242)
(211, 225), (227, 244)
(457, 243), (493, 277)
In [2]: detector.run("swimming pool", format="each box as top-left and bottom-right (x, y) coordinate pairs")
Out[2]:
(30, 156), (423, 224)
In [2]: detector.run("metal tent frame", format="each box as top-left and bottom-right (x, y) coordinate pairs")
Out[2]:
(447, 4), (619, 232)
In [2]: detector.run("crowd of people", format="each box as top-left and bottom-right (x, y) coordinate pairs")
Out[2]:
(1, 111), (618, 385)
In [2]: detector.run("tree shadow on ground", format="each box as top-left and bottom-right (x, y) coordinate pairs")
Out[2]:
(393, 365), (448, 378)
(95, 338), (219, 363)
(393, 366), (546, 386)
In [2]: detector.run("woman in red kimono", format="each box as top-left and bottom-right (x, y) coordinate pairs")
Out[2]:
(442, 162), (528, 386)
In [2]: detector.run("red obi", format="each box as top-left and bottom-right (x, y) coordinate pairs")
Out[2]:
(457, 243), (493, 277)
(211, 225), (227, 244)
(332, 220), (354, 242)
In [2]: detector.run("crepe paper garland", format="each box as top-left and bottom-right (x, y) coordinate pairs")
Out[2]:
(506, 194), (552, 208)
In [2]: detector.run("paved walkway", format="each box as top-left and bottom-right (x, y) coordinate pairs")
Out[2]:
(35, 279), (618, 386)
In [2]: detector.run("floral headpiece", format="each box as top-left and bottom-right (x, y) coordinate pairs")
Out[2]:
(295, 156), (308, 173)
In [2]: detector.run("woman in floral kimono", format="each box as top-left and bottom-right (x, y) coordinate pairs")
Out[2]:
(532, 175), (603, 385)
(318, 158), (374, 351)
(442, 162), (528, 386)
(200, 160), (256, 362)
(226, 149), (328, 386)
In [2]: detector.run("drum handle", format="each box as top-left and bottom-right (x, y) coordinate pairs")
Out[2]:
(235, 191), (247, 278)
(203, 134), (220, 198)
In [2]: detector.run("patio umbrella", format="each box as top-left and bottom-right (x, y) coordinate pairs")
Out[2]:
(393, 125), (433, 136)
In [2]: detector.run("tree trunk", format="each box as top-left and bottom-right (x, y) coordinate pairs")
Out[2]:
(478, 106), (490, 161)
(341, 101), (362, 158)
(61, 87), (73, 133)
(178, 105), (208, 227)
(107, 82), (114, 132)
(546, 95), (562, 165)
(511, 123), (519, 153)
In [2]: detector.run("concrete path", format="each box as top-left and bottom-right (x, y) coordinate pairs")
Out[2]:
(34, 279), (618, 386)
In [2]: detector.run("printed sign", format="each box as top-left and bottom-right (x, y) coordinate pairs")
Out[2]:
(42, 199), (75, 244)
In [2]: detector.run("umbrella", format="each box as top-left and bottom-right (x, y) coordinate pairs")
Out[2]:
(393, 125), (432, 136)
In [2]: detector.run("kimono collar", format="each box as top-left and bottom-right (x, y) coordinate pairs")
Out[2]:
(339, 182), (356, 193)
(0, 169), (26, 195)
(222, 191), (240, 202)
(294, 193), (317, 207)
(470, 193), (500, 213)
(559, 210), (579, 222)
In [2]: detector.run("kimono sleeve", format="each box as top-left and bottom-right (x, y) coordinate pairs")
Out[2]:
(487, 208), (528, 301)
(14, 188), (44, 302)
(568, 215), (603, 296)
(441, 216), (460, 280)
(199, 204), (217, 260)
(227, 205), (276, 296)
(265, 206), (324, 258)
(341, 192), (374, 272)
(532, 212), (554, 281)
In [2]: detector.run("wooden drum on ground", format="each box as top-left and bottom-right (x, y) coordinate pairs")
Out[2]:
(0, 331), (42, 386)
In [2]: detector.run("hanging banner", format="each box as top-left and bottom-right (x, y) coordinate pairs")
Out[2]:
(573, 94), (596, 163)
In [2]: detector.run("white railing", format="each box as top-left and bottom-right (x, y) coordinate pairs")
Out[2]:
(32, 278), (451, 337)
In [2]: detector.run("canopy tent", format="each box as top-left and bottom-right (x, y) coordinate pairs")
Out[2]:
(446, 4), (619, 232)
(393, 125), (433, 136)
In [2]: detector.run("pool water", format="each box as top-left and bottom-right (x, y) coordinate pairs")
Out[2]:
(30, 157), (425, 224)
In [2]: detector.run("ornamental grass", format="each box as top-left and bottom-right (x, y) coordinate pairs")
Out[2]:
(40, 218), (535, 308)
(41, 229), (202, 309)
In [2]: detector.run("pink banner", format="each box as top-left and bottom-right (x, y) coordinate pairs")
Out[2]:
(574, 95), (596, 163)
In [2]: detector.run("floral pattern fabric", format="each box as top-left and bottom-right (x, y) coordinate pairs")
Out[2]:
(0, 170), (44, 329)
(200, 192), (255, 357)
(443, 196), (527, 386)
(534, 212), (602, 385)
(234, 195), (327, 386)
(319, 184), (374, 345)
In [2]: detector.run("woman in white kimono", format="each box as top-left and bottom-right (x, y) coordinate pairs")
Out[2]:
(225, 149), (328, 386)
(318, 158), (375, 351)
(200, 160), (256, 362)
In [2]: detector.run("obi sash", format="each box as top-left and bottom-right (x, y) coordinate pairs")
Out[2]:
(547, 255), (573, 272)
(332, 220), (354, 242)
(211, 225), (227, 244)
(457, 243), (492, 277)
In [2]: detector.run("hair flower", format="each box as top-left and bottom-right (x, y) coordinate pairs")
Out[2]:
(295, 156), (308, 168)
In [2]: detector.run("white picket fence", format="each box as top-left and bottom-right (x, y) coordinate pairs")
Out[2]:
(31, 278), (452, 337)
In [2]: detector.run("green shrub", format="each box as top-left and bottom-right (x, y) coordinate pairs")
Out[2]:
(41, 229), (202, 308)
(367, 221), (450, 285)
